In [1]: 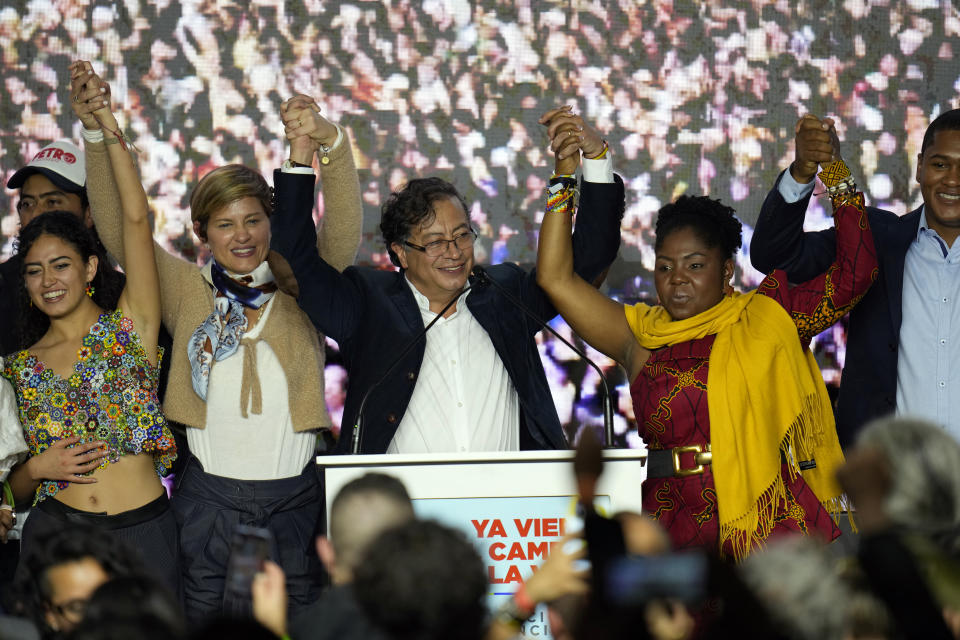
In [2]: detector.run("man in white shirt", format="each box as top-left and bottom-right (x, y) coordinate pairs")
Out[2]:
(272, 113), (624, 453)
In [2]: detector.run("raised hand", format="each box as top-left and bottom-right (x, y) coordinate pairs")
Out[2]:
(27, 436), (108, 484)
(69, 61), (113, 130)
(790, 114), (838, 183)
(280, 94), (339, 165)
(539, 105), (605, 175)
(523, 534), (590, 604)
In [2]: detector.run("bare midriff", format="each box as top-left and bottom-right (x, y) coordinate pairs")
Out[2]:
(54, 453), (164, 514)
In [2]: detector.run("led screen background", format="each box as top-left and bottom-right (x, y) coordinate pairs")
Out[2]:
(2, 0), (958, 447)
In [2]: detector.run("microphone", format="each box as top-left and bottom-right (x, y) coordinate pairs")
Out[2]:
(470, 265), (616, 448)
(351, 285), (472, 454)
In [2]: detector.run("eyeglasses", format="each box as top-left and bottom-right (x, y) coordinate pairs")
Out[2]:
(49, 597), (88, 622)
(404, 230), (477, 258)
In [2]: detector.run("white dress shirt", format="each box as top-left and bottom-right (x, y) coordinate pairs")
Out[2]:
(387, 279), (520, 453)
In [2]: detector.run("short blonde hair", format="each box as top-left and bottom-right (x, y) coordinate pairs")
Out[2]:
(189, 164), (272, 239)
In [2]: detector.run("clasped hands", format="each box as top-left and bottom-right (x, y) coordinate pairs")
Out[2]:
(791, 114), (844, 184)
(281, 95), (339, 166)
(68, 60), (118, 132)
(539, 105), (605, 175)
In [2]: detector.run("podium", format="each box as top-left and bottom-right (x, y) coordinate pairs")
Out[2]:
(318, 449), (647, 524)
(317, 448), (646, 634)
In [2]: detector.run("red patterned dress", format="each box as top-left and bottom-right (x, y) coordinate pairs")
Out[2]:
(633, 196), (877, 556)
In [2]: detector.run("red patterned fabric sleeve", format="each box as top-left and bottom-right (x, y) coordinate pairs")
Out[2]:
(757, 190), (878, 343)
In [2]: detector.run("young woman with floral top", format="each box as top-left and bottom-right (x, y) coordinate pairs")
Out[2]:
(3, 61), (178, 594)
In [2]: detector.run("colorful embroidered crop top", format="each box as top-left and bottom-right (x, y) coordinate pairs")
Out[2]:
(2, 309), (177, 505)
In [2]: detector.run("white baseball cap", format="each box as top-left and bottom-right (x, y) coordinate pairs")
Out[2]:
(7, 140), (86, 193)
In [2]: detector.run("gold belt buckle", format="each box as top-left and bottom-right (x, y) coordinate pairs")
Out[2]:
(672, 443), (712, 477)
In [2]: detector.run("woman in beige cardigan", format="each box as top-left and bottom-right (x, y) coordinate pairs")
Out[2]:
(75, 74), (362, 621)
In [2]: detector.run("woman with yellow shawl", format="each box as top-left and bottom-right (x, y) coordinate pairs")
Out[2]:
(536, 108), (877, 558)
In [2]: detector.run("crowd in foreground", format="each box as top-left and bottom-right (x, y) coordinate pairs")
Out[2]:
(4, 414), (960, 640)
(0, 55), (959, 639)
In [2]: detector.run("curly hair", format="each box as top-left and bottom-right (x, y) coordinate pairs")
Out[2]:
(380, 177), (469, 267)
(16, 211), (124, 347)
(921, 108), (960, 155)
(654, 195), (743, 261)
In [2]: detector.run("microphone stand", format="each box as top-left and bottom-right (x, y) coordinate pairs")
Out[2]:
(351, 286), (472, 454)
(471, 266), (616, 448)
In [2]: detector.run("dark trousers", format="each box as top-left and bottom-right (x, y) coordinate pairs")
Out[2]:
(18, 494), (181, 599)
(171, 456), (326, 625)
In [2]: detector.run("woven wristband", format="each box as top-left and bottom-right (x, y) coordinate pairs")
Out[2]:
(819, 159), (857, 198)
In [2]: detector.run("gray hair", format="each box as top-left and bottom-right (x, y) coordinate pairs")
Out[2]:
(856, 416), (960, 556)
(740, 536), (850, 640)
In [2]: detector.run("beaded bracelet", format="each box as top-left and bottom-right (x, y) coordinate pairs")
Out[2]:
(546, 188), (577, 214)
(818, 159), (856, 198)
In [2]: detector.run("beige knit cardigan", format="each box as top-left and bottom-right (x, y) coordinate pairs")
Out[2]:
(85, 139), (362, 432)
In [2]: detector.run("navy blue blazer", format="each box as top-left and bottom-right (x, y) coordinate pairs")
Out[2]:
(271, 170), (624, 454)
(750, 170), (919, 448)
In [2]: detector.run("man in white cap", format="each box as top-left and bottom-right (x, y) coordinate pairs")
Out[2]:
(6, 140), (92, 227)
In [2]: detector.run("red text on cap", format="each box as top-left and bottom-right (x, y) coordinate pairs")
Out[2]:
(33, 148), (76, 164)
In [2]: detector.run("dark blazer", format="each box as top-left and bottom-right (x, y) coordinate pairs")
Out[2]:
(271, 170), (624, 454)
(750, 170), (920, 447)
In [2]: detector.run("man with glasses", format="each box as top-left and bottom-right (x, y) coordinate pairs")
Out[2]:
(12, 524), (143, 636)
(272, 120), (622, 454)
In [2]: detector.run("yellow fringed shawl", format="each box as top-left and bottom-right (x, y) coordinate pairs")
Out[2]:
(625, 291), (846, 559)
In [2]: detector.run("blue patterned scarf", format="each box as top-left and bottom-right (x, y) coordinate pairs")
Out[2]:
(188, 260), (277, 402)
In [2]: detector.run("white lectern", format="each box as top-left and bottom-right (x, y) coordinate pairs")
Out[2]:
(319, 449), (645, 631)
(319, 449), (647, 525)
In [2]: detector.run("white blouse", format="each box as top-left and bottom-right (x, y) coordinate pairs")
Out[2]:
(187, 299), (317, 480)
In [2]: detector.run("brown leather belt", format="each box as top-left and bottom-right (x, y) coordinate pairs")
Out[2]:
(646, 444), (712, 478)
(646, 445), (817, 479)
